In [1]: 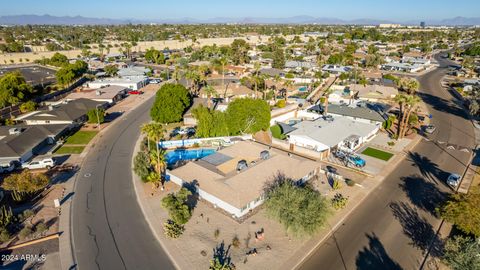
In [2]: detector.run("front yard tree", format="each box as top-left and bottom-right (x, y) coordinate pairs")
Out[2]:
(133, 151), (151, 182)
(438, 187), (480, 237)
(150, 83), (191, 123)
(264, 176), (332, 236)
(87, 107), (105, 124)
(104, 64), (119, 76)
(161, 187), (192, 225)
(2, 171), (49, 202)
(443, 236), (480, 270)
(226, 98), (271, 135)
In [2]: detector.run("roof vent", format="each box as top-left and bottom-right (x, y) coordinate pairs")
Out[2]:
(236, 160), (248, 172)
(260, 150), (270, 160)
(8, 128), (21, 135)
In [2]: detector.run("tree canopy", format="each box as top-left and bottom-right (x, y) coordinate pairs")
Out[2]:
(225, 98), (270, 135)
(443, 235), (480, 270)
(55, 60), (88, 87)
(438, 187), (480, 237)
(161, 188), (192, 225)
(145, 47), (166, 64)
(0, 71), (33, 108)
(150, 83), (191, 123)
(264, 176), (331, 237)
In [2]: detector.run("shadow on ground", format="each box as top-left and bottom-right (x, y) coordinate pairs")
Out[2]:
(399, 175), (447, 217)
(355, 232), (403, 270)
(390, 202), (443, 257)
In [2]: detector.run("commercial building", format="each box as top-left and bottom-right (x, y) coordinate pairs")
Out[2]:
(87, 76), (148, 90)
(65, 85), (128, 104)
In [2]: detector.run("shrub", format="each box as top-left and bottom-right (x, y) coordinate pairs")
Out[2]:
(332, 178), (342, 190)
(387, 141), (395, 146)
(163, 220), (185, 238)
(161, 188), (192, 225)
(0, 227), (10, 243)
(231, 235), (240, 248)
(345, 179), (356, 187)
(87, 108), (105, 124)
(19, 226), (32, 240)
(35, 222), (48, 234)
(133, 151), (151, 182)
(265, 176), (332, 237)
(270, 124), (286, 140)
(331, 193), (349, 210)
(214, 228), (220, 239)
(275, 99), (286, 108)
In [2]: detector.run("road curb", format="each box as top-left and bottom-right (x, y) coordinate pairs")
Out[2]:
(130, 135), (181, 270)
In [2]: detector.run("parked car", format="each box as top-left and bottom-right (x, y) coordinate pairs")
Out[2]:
(128, 90), (143, 95)
(22, 158), (56, 170)
(447, 173), (461, 188)
(0, 161), (15, 174)
(149, 79), (161, 84)
(423, 124), (436, 134)
(347, 155), (366, 167)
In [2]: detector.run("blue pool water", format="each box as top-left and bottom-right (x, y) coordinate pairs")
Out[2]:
(165, 148), (215, 165)
(298, 86), (307, 92)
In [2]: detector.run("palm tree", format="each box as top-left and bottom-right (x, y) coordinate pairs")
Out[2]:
(253, 62), (261, 99)
(141, 122), (165, 177)
(394, 94), (407, 139)
(203, 85), (216, 109)
(145, 171), (161, 190)
(283, 79), (294, 100)
(219, 57), (228, 93)
(401, 95), (421, 138)
(149, 149), (167, 176)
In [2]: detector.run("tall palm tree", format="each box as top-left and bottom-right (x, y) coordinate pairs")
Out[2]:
(394, 94), (407, 139)
(149, 149), (167, 176)
(219, 57), (228, 93)
(253, 62), (261, 99)
(141, 122), (165, 177)
(401, 95), (421, 138)
(203, 85), (216, 109)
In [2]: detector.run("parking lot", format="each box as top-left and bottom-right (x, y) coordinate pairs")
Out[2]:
(0, 65), (56, 86)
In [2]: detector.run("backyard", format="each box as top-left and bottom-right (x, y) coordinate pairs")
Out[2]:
(361, 147), (394, 161)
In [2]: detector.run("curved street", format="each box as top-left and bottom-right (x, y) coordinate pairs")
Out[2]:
(299, 54), (475, 270)
(71, 95), (175, 270)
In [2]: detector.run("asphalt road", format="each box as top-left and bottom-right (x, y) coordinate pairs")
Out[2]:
(71, 95), (176, 270)
(299, 54), (475, 270)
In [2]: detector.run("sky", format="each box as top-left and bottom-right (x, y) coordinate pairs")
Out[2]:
(0, 0), (478, 21)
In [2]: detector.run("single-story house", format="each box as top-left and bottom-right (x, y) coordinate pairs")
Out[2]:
(285, 61), (317, 69)
(287, 115), (379, 153)
(16, 98), (107, 126)
(0, 124), (68, 165)
(65, 85), (128, 104)
(326, 103), (388, 125)
(117, 66), (150, 78)
(259, 68), (286, 78)
(169, 140), (320, 218)
(348, 84), (398, 102)
(87, 76), (148, 90)
(381, 62), (423, 73)
(322, 65), (352, 74)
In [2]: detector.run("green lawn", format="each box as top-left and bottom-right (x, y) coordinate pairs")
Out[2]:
(65, 131), (98, 145)
(55, 146), (85, 154)
(361, 147), (394, 161)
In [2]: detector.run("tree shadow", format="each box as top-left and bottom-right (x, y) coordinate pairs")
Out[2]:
(417, 92), (469, 120)
(355, 232), (403, 270)
(182, 180), (199, 210)
(212, 241), (232, 267)
(390, 202), (443, 257)
(407, 152), (449, 185)
(399, 175), (447, 217)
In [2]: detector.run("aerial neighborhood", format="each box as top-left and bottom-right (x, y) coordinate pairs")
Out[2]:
(0, 3), (479, 270)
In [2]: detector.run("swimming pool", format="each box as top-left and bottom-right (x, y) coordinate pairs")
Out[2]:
(298, 86), (308, 92)
(165, 148), (215, 165)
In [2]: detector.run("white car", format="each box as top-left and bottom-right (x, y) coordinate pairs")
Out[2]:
(0, 162), (15, 174)
(22, 158), (56, 170)
(447, 173), (461, 188)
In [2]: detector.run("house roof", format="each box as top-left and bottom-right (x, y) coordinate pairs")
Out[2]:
(0, 124), (68, 159)
(327, 103), (387, 122)
(288, 116), (379, 148)
(259, 68), (285, 77)
(66, 85), (128, 101)
(171, 141), (319, 209)
(16, 99), (106, 122)
(348, 84), (398, 100)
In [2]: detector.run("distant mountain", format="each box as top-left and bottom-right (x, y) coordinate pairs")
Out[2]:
(0, 14), (133, 25)
(0, 14), (479, 26)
